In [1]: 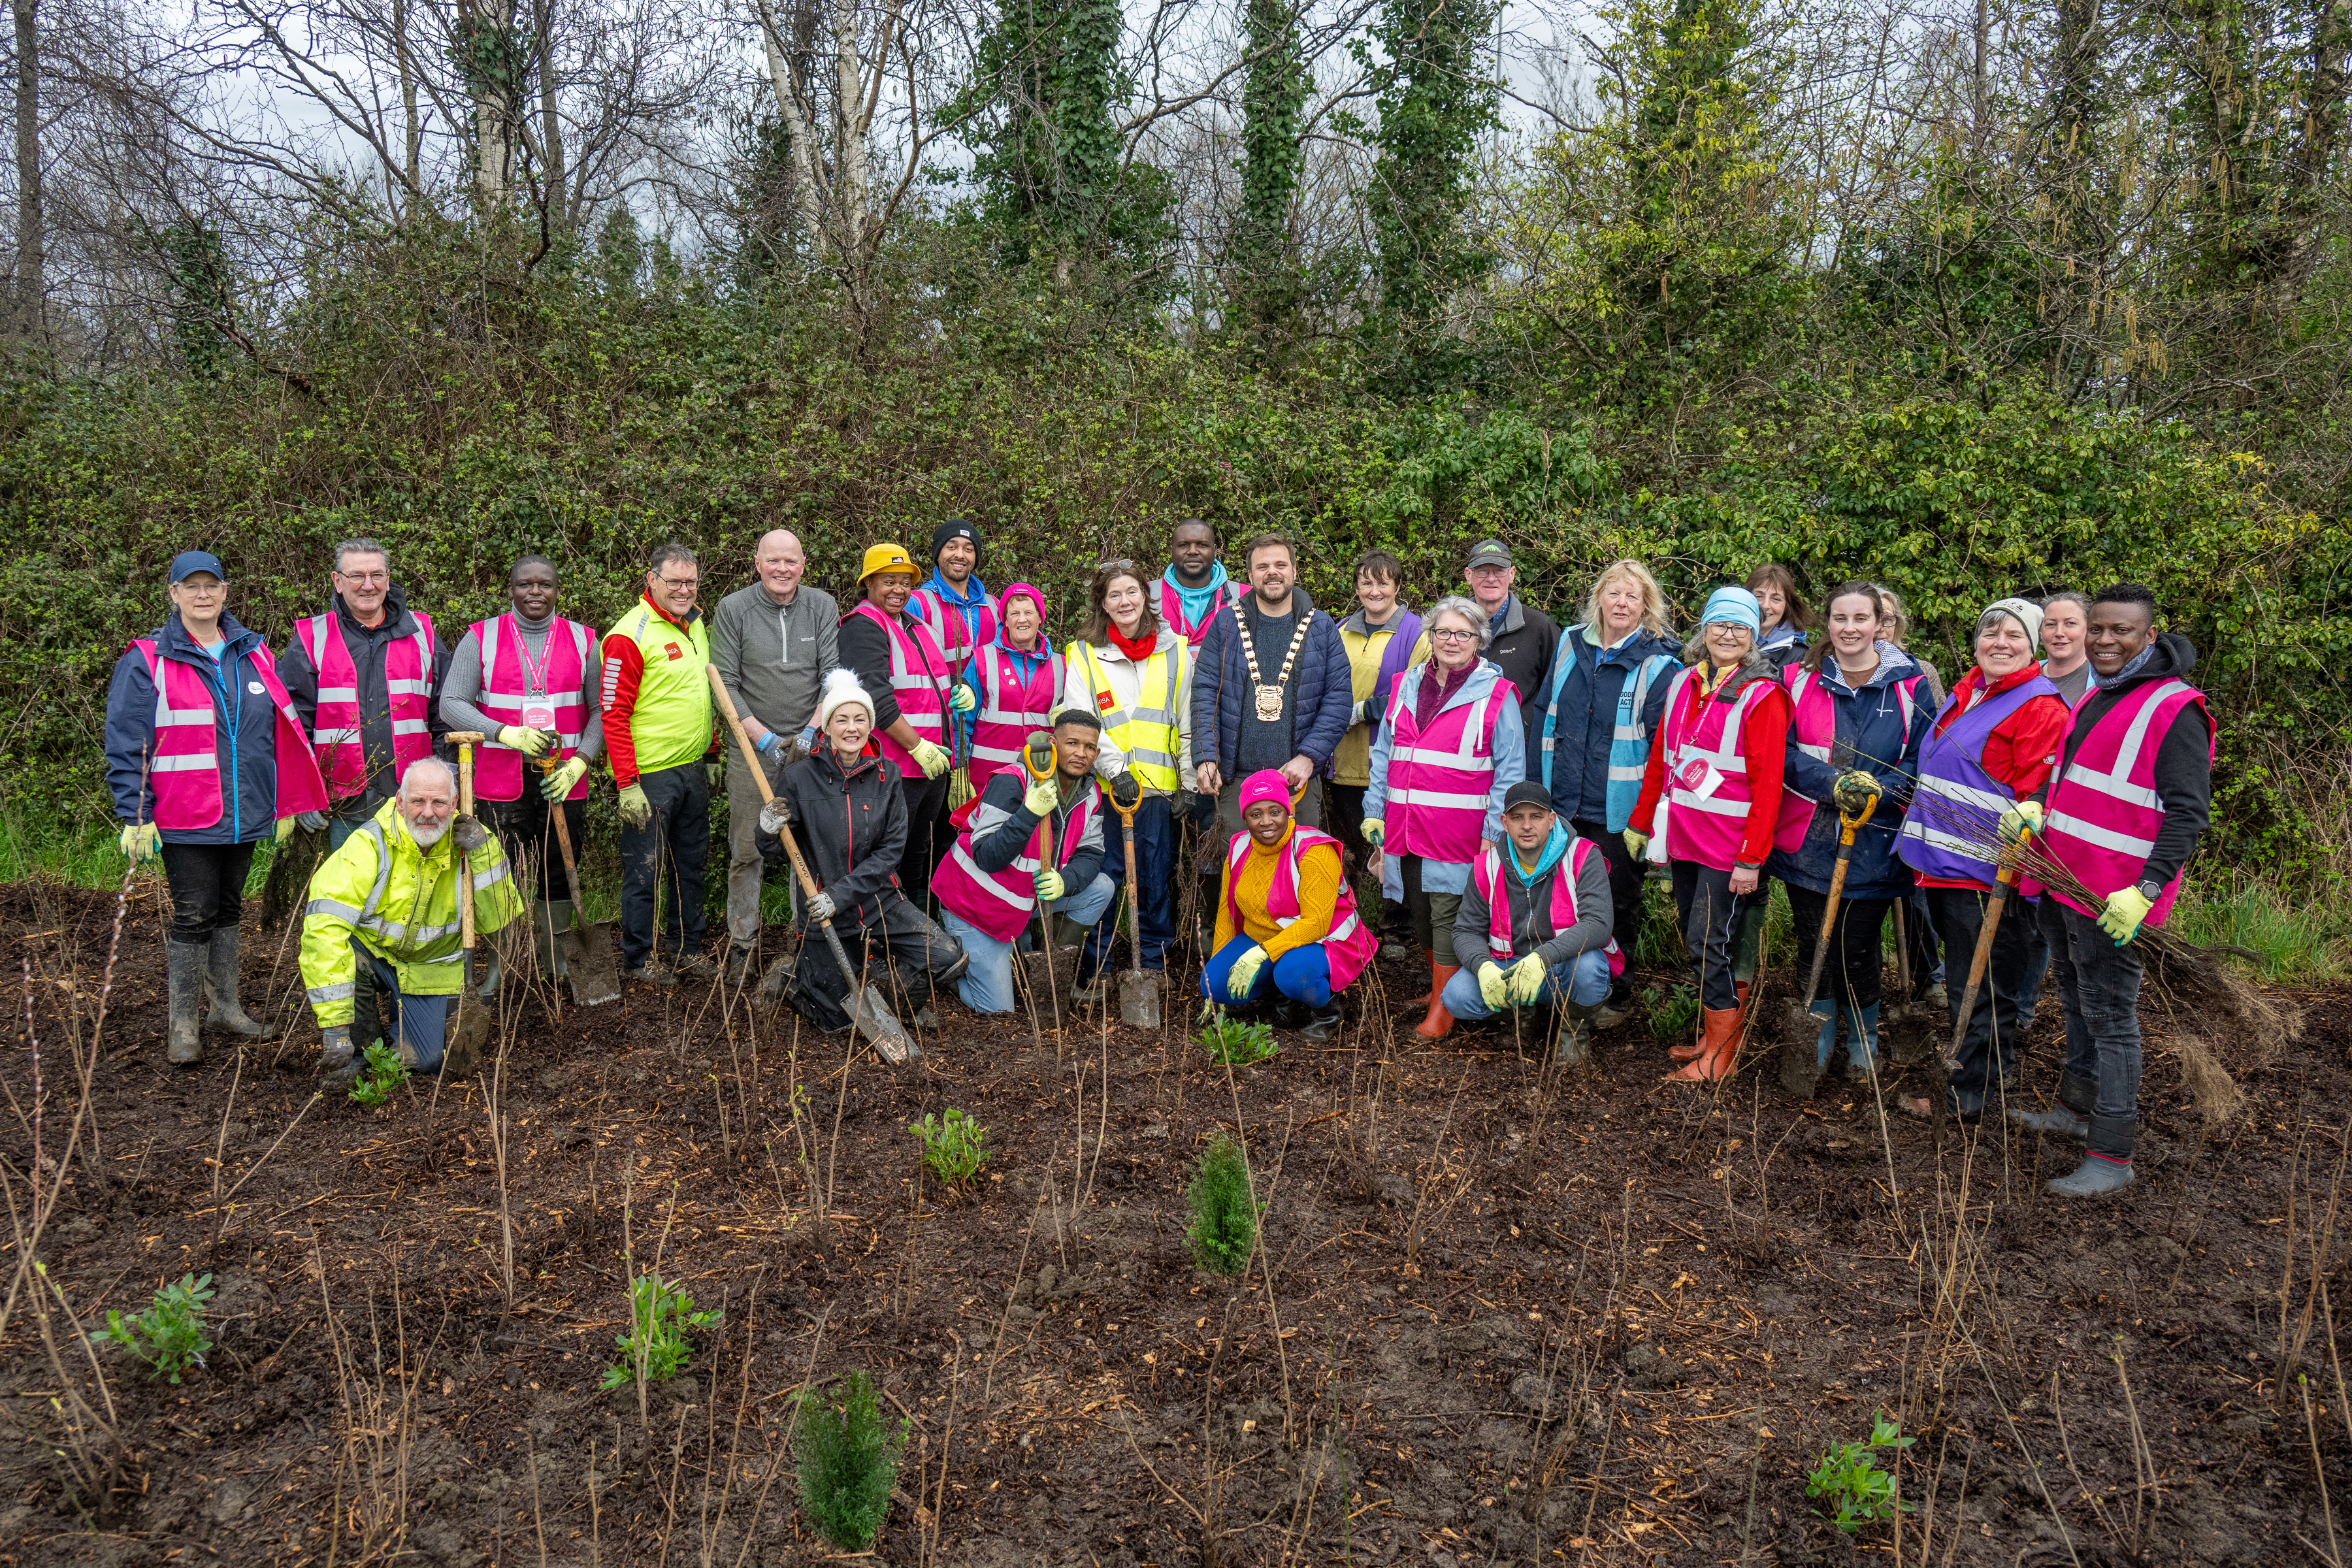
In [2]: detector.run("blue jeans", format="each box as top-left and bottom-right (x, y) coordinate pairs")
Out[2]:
(1086, 794), (1176, 977)
(355, 938), (453, 1072)
(1200, 935), (1333, 1007)
(1441, 948), (1612, 1020)
(941, 875), (1119, 1014)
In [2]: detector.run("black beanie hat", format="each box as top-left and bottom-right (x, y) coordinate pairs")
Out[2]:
(930, 517), (982, 570)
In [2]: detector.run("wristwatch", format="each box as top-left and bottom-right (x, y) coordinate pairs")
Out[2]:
(2134, 878), (2164, 902)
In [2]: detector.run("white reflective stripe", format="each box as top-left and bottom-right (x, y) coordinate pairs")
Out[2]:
(950, 844), (1032, 910)
(366, 919), (463, 944)
(472, 860), (509, 890)
(391, 719), (431, 736)
(1605, 763), (1646, 782)
(312, 727), (359, 747)
(158, 704), (214, 725)
(1668, 786), (1750, 818)
(307, 981), (354, 1003)
(1903, 822), (1991, 861)
(2059, 762), (2163, 811)
(385, 678), (432, 696)
(1797, 742), (1830, 761)
(1916, 773), (2012, 815)
(2114, 681), (2193, 777)
(306, 617), (332, 675)
(314, 686), (360, 704)
(1123, 746), (1179, 768)
(414, 951), (466, 968)
(150, 755), (217, 773)
(2046, 808), (2157, 858)
(1390, 785), (1490, 810)
(306, 897), (365, 922)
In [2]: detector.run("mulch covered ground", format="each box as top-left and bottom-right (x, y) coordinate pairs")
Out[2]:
(0, 871), (2345, 1566)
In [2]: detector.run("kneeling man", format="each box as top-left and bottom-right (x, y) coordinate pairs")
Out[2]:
(1201, 770), (1375, 1041)
(933, 710), (1118, 1013)
(301, 757), (522, 1086)
(1446, 781), (1620, 1062)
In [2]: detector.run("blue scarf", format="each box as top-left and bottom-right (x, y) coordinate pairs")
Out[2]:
(1164, 561), (1229, 628)
(1508, 823), (1573, 887)
(2091, 643), (2156, 693)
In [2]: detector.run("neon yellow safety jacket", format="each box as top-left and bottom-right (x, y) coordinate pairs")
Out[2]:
(299, 796), (523, 1027)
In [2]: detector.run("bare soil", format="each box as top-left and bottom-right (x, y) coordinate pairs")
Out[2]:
(2, 872), (2346, 1567)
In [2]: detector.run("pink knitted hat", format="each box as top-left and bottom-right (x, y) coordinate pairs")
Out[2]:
(1238, 770), (1294, 815)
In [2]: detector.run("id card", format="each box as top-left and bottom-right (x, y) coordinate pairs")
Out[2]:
(1674, 757), (1725, 800)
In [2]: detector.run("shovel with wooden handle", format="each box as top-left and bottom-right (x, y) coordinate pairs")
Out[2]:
(440, 733), (495, 1079)
(1780, 791), (1880, 1100)
(705, 667), (917, 1064)
(1021, 734), (1068, 1039)
(1934, 829), (2029, 1137)
(534, 754), (622, 1007)
(1107, 772), (1160, 1028)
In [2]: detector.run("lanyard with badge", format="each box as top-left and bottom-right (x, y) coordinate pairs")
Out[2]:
(508, 613), (561, 734)
(1233, 606), (1314, 723)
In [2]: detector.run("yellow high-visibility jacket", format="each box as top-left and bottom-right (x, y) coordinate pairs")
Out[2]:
(300, 797), (523, 1027)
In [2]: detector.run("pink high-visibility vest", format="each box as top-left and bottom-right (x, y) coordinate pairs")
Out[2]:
(1222, 825), (1375, 991)
(1158, 578), (1244, 648)
(1469, 838), (1625, 977)
(1658, 666), (1783, 873)
(1379, 665), (1512, 866)
(932, 763), (1101, 942)
(295, 611), (437, 798)
(2029, 678), (2212, 926)
(968, 640), (1064, 778)
(131, 640), (327, 830)
(910, 587), (993, 672)
(1776, 665), (1923, 851)
(468, 614), (595, 802)
(845, 601), (953, 776)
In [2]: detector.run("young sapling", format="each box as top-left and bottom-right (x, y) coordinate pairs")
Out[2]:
(93, 1273), (214, 1384)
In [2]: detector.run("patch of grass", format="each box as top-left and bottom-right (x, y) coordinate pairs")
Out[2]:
(1634, 875), (1682, 968)
(600, 1271), (721, 1390)
(92, 1273), (214, 1384)
(1200, 1013), (1278, 1066)
(0, 811), (140, 888)
(2166, 874), (2349, 985)
(1806, 1410), (1914, 1533)
(907, 1107), (989, 1188)
(348, 1041), (408, 1107)
(1644, 983), (1699, 1040)
(793, 1369), (907, 1551)
(1186, 1132), (1261, 1277)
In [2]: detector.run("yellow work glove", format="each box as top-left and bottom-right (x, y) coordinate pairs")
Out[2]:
(1225, 945), (1268, 1000)
(909, 739), (951, 779)
(2097, 885), (2155, 945)
(948, 682), (977, 713)
(1623, 828), (1649, 862)
(1831, 770), (1881, 815)
(275, 816), (297, 843)
(1022, 770), (1061, 816)
(1361, 817), (1384, 849)
(118, 823), (161, 864)
(1996, 800), (2044, 845)
(616, 782), (653, 828)
(1477, 963), (1511, 1009)
(1505, 954), (1550, 1005)
(540, 756), (589, 801)
(497, 725), (553, 758)
(1034, 867), (1066, 903)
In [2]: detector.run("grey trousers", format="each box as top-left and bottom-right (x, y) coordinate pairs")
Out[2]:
(726, 746), (789, 949)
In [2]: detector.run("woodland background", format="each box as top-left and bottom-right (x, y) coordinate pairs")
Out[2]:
(1, 0), (2347, 887)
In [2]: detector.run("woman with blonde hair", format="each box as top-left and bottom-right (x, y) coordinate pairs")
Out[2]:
(1531, 559), (1680, 1027)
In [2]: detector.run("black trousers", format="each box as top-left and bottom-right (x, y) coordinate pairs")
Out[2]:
(791, 897), (963, 1032)
(1786, 885), (1890, 1010)
(1927, 885), (2034, 1115)
(1571, 817), (1646, 1000)
(480, 791), (588, 903)
(619, 762), (711, 968)
(160, 840), (259, 942)
(896, 770), (951, 912)
(1669, 861), (1760, 1013)
(1327, 783), (1409, 944)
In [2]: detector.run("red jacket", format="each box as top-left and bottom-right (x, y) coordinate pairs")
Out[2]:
(1629, 665), (1791, 868)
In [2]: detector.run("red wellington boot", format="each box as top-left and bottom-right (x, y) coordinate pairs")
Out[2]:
(1414, 964), (1461, 1039)
(1667, 1007), (1744, 1083)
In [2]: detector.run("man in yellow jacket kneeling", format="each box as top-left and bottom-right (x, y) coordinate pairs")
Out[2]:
(301, 757), (523, 1088)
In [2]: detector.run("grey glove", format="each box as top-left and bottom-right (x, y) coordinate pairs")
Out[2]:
(451, 813), (489, 853)
(296, 809), (329, 833)
(319, 1024), (357, 1088)
(804, 890), (836, 924)
(759, 796), (791, 835)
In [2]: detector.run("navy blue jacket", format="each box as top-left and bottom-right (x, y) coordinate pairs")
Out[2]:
(1538, 624), (1680, 826)
(1764, 644), (1933, 900)
(106, 611), (281, 845)
(1191, 586), (1354, 781)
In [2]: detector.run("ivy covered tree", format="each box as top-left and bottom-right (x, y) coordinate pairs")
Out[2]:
(1228, 0), (1308, 333)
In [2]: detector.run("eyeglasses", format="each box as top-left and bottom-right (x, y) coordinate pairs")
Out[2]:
(335, 569), (389, 586)
(1429, 627), (1478, 643)
(655, 575), (700, 591)
(176, 580), (227, 594)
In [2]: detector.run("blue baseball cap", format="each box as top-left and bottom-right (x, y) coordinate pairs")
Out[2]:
(169, 550), (225, 583)
(1701, 585), (1761, 632)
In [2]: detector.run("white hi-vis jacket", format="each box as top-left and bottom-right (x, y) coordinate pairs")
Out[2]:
(299, 796), (523, 1027)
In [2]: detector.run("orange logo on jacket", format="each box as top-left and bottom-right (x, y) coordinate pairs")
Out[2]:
(1096, 689), (1115, 711)
(664, 643), (683, 661)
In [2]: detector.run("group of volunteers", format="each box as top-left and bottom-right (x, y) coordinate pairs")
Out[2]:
(106, 526), (2210, 1198)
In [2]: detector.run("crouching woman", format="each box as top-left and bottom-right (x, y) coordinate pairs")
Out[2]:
(1201, 770), (1377, 1041)
(1444, 781), (1621, 1064)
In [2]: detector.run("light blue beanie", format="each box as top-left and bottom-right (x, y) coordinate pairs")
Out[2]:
(1701, 585), (1762, 632)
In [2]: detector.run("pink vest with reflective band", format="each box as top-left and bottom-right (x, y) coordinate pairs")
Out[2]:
(1222, 826), (1376, 992)
(1774, 666), (1923, 851)
(469, 614), (594, 802)
(132, 641), (328, 830)
(295, 611), (437, 798)
(2029, 678), (2212, 926)
(1158, 578), (1244, 648)
(1659, 666), (1780, 872)
(909, 588), (990, 673)
(1470, 838), (1625, 977)
(932, 763), (1101, 942)
(1379, 667), (1513, 865)
(846, 602), (953, 774)
(968, 642), (1064, 775)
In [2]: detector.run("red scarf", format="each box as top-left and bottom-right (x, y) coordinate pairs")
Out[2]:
(1108, 623), (1158, 664)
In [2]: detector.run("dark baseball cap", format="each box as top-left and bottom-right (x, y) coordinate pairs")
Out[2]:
(169, 550), (225, 583)
(1465, 538), (1513, 569)
(1502, 781), (1554, 813)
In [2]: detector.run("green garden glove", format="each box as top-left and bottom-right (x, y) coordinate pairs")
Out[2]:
(1225, 945), (1268, 1000)
(1505, 955), (1550, 1005)
(1361, 817), (1384, 849)
(949, 682), (977, 713)
(1477, 964), (1510, 1009)
(1624, 828), (1650, 861)
(118, 823), (161, 864)
(1996, 800), (2044, 845)
(2097, 885), (2154, 945)
(1022, 770), (1061, 815)
(909, 740), (951, 779)
(497, 725), (553, 758)
(1831, 770), (1881, 815)
(1034, 867), (1066, 903)
(540, 757), (589, 801)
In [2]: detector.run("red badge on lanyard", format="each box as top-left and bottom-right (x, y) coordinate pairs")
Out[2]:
(511, 613), (561, 732)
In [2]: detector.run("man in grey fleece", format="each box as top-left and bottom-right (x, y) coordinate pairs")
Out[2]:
(437, 555), (606, 994)
(1444, 781), (1618, 1064)
(711, 529), (840, 982)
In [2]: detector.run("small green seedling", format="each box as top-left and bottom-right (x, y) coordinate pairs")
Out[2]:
(600, 1271), (721, 1390)
(1806, 1410), (1914, 1532)
(794, 1369), (907, 1551)
(1199, 1013), (1277, 1066)
(1644, 983), (1699, 1041)
(93, 1273), (215, 1384)
(348, 1041), (408, 1107)
(907, 1107), (990, 1188)
(1186, 1132), (1262, 1277)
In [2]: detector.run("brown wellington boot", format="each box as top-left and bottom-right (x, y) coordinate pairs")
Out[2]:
(1667, 1007), (1743, 1083)
(1414, 964), (1461, 1040)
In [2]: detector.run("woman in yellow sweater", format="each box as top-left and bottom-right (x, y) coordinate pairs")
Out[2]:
(1202, 770), (1379, 1041)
